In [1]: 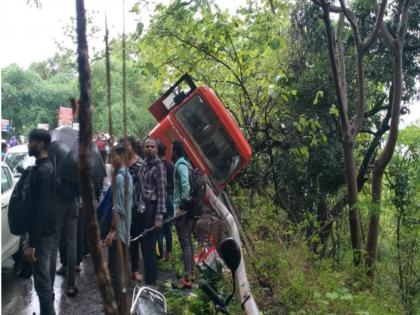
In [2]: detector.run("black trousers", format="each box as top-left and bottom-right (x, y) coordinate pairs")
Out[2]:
(140, 201), (158, 285)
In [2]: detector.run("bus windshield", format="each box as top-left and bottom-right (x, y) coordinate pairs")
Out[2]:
(176, 95), (242, 183)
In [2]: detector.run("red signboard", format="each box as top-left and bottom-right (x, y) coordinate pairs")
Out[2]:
(57, 106), (73, 126)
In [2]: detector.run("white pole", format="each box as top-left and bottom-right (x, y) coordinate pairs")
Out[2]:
(206, 185), (260, 315)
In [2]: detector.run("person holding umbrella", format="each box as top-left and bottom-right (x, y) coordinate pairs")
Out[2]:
(52, 157), (80, 297)
(48, 125), (106, 297)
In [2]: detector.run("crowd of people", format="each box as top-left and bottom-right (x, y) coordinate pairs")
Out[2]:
(24, 128), (196, 315)
(1, 135), (25, 160)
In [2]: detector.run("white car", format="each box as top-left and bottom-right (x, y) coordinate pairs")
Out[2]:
(4, 144), (36, 178)
(1, 162), (21, 263)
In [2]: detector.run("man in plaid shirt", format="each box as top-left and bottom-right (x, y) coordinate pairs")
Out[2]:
(139, 138), (166, 285)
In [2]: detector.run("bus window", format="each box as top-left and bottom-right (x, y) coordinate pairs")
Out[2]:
(176, 95), (242, 183)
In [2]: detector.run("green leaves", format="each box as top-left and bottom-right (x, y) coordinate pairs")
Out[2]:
(1, 64), (77, 134)
(329, 104), (339, 118)
(312, 90), (324, 105)
(269, 38), (281, 50)
(325, 292), (339, 300)
(291, 146), (309, 158)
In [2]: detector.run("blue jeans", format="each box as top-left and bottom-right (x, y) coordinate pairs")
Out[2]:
(158, 195), (174, 256)
(32, 234), (56, 315)
(140, 201), (158, 285)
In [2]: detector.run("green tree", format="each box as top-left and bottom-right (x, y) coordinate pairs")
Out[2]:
(1, 64), (77, 135)
(387, 126), (420, 314)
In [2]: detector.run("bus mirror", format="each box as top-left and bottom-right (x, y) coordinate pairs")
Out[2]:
(218, 237), (241, 273)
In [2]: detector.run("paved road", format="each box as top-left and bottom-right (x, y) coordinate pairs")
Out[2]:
(2, 253), (108, 315)
(2, 252), (180, 315)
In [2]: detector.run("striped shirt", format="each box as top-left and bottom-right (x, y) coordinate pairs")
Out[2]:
(139, 155), (166, 220)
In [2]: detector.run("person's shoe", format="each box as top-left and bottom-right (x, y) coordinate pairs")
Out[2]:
(56, 266), (67, 276)
(66, 286), (79, 297)
(172, 277), (192, 289)
(75, 264), (81, 272)
(132, 272), (144, 282)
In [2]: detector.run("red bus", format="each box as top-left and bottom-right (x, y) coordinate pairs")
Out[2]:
(148, 74), (252, 188)
(148, 74), (259, 314)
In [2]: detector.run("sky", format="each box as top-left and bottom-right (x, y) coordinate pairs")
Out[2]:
(1, 0), (159, 68)
(0, 0), (418, 126)
(0, 0), (244, 68)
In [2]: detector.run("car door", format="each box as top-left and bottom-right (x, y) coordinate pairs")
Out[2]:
(1, 164), (20, 262)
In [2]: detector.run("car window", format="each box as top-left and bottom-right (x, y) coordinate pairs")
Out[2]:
(1, 166), (12, 193)
(4, 152), (27, 170)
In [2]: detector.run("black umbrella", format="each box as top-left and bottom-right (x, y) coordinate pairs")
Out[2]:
(49, 126), (105, 179)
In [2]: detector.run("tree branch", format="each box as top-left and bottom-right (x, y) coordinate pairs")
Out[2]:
(364, 105), (389, 118)
(357, 104), (391, 189)
(338, 0), (361, 47)
(319, 0), (351, 132)
(161, 30), (255, 108)
(335, 14), (348, 115)
(312, 0), (343, 13)
(362, 0), (387, 53)
(372, 0), (395, 49)
(397, 0), (411, 44)
(374, 0), (411, 173)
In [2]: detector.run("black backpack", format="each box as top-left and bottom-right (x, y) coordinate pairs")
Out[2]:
(176, 161), (206, 219)
(56, 177), (79, 199)
(8, 164), (52, 235)
(96, 186), (113, 240)
(96, 168), (129, 239)
(161, 159), (174, 195)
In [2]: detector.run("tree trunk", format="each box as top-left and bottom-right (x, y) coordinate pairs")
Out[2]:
(365, 0), (411, 280)
(366, 48), (403, 279)
(342, 135), (363, 264)
(76, 0), (118, 313)
(318, 6), (363, 264)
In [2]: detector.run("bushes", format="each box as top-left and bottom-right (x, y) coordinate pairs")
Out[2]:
(232, 190), (405, 314)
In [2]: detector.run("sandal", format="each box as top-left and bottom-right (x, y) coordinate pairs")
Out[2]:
(172, 277), (192, 289)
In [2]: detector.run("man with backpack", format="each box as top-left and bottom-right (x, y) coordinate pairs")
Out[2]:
(24, 128), (56, 315)
(124, 136), (144, 283)
(171, 140), (194, 289)
(105, 143), (133, 312)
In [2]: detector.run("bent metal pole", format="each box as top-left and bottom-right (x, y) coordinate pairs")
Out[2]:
(206, 185), (260, 315)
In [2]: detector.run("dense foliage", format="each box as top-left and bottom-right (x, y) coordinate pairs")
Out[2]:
(1, 0), (419, 314)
